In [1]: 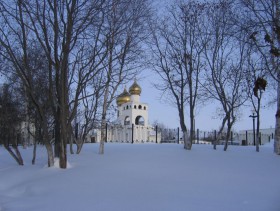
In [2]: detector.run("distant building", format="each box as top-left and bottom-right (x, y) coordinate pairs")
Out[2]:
(238, 128), (274, 145)
(91, 79), (161, 143)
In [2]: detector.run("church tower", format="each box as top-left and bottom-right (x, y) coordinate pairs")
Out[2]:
(92, 79), (159, 143)
(116, 79), (149, 127)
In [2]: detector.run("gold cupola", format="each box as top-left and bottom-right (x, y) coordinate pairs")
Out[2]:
(129, 79), (141, 95)
(116, 87), (131, 106)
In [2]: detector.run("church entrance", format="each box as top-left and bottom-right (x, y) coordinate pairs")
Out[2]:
(135, 116), (145, 126)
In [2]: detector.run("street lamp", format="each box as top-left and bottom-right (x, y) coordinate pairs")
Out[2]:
(249, 111), (258, 146)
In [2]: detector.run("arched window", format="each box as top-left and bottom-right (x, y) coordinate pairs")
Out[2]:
(124, 116), (130, 125)
(138, 105), (142, 109)
(134, 105), (137, 109)
(135, 116), (145, 126)
(144, 106), (146, 110)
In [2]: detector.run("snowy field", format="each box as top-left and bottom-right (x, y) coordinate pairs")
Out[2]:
(1, 142), (280, 211)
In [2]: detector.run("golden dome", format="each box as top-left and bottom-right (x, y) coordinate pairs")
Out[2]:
(129, 80), (141, 95)
(116, 88), (131, 106)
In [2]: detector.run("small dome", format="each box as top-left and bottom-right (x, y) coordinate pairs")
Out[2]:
(116, 88), (131, 106)
(129, 80), (141, 95)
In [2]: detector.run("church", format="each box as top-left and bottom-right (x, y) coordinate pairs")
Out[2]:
(92, 79), (160, 143)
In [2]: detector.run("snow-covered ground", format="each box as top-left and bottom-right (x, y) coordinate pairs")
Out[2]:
(1, 142), (280, 211)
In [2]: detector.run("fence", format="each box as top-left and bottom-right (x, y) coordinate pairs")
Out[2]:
(156, 127), (275, 146)
(87, 123), (275, 146)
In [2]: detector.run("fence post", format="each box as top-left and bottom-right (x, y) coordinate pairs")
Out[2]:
(246, 130), (248, 145)
(132, 124), (134, 144)
(231, 131), (233, 145)
(212, 130), (217, 149)
(105, 123), (108, 143)
(204, 131), (205, 140)
(272, 132), (274, 139)
(177, 127), (180, 144)
(197, 129), (199, 144)
(156, 125), (158, 144)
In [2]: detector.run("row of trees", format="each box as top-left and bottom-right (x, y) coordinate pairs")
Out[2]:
(0, 0), (151, 168)
(148, 0), (276, 152)
(0, 0), (279, 168)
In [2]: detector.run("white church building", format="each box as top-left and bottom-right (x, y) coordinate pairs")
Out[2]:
(92, 80), (161, 143)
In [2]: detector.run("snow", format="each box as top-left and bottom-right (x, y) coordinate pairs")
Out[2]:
(1, 142), (280, 211)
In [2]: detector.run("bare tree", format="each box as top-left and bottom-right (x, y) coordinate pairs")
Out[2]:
(73, 75), (104, 154)
(98, 0), (152, 154)
(149, 1), (207, 149)
(0, 0), (107, 168)
(203, 1), (247, 151)
(240, 0), (280, 154)
(243, 45), (268, 151)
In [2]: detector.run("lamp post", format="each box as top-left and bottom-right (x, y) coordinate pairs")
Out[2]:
(249, 111), (258, 146)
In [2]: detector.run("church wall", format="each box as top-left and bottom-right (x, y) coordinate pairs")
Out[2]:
(119, 102), (149, 127)
(90, 125), (161, 144)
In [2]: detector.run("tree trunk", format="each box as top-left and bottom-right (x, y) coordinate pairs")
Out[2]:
(223, 126), (231, 151)
(189, 106), (194, 149)
(213, 130), (217, 150)
(54, 110), (60, 158)
(69, 125), (74, 155)
(4, 144), (24, 166)
(256, 95), (261, 152)
(59, 110), (67, 168)
(70, 137), (74, 154)
(99, 86), (109, 154)
(274, 81), (280, 154)
(13, 145), (24, 165)
(45, 142), (54, 167)
(179, 111), (191, 150)
(32, 139), (37, 165)
(224, 119), (231, 151)
(99, 116), (106, 154)
(58, 60), (68, 169)
(3, 130), (24, 165)
(76, 132), (87, 154)
(76, 142), (83, 154)
(274, 0), (280, 155)
(183, 131), (192, 150)
(42, 120), (54, 167)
